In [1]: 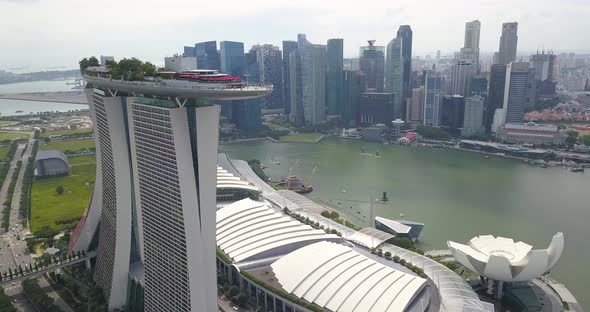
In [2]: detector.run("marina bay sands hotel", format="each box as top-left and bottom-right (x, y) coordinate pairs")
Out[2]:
(69, 66), (272, 311)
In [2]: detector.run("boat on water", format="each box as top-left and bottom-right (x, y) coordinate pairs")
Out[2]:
(570, 167), (584, 173)
(540, 164), (548, 168)
(484, 155), (490, 159)
(15, 110), (23, 113)
(274, 161), (280, 165)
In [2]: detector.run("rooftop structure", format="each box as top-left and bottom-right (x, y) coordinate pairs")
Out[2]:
(496, 122), (567, 145)
(216, 166), (261, 206)
(271, 241), (430, 312)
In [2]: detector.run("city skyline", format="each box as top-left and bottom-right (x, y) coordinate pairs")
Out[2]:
(2, 0), (590, 70)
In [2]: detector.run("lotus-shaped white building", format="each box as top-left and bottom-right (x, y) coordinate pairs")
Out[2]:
(447, 232), (564, 282)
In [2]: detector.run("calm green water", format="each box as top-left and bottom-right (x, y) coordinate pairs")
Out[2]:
(221, 137), (590, 307)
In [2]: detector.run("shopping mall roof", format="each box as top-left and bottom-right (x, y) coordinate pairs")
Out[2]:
(271, 241), (428, 312)
(348, 228), (395, 248)
(216, 199), (341, 263)
(216, 166), (260, 193)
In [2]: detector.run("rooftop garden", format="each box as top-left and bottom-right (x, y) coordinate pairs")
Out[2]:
(79, 56), (157, 81)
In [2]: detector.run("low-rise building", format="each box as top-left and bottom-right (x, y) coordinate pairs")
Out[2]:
(495, 122), (566, 145)
(35, 150), (69, 178)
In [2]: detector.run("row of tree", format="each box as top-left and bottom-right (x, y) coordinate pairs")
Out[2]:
(0, 250), (87, 282)
(2, 160), (22, 231)
(19, 136), (38, 220)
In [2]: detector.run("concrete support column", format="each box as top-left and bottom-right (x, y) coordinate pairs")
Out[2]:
(497, 281), (504, 300)
(85, 259), (91, 270)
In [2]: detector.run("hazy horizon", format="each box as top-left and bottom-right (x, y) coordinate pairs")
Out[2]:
(1, 0), (589, 71)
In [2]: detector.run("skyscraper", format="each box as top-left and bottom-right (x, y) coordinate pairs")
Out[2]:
(470, 74), (488, 97)
(498, 22), (518, 65)
(359, 40), (385, 92)
(462, 20), (481, 71)
(485, 64), (507, 133)
(359, 92), (394, 126)
(220, 41), (245, 77)
(385, 36), (404, 119)
(195, 41), (220, 70)
(409, 86), (425, 123)
(75, 68), (271, 311)
(440, 95), (465, 133)
(326, 38), (344, 116)
(462, 95), (485, 137)
(342, 70), (366, 127)
(289, 34), (326, 126)
(397, 25), (413, 100)
(256, 44), (284, 109)
(282, 41), (298, 114)
(450, 59), (475, 97)
(423, 70), (445, 126)
(503, 62), (530, 124)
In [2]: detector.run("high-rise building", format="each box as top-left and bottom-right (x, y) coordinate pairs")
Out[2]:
(164, 55), (197, 72)
(470, 75), (488, 97)
(397, 25), (413, 100)
(359, 40), (385, 92)
(342, 70), (366, 127)
(485, 64), (507, 133)
(462, 20), (481, 71)
(326, 38), (344, 116)
(75, 68), (271, 311)
(423, 70), (445, 126)
(183, 46), (196, 57)
(343, 58), (360, 71)
(359, 92), (394, 126)
(441, 95), (465, 132)
(220, 41), (245, 77)
(385, 36), (404, 119)
(498, 22), (518, 65)
(503, 62), (530, 124)
(195, 41), (220, 70)
(289, 34), (326, 126)
(530, 51), (558, 98)
(282, 41), (298, 114)
(409, 86), (424, 122)
(450, 59), (475, 97)
(462, 95), (485, 137)
(256, 44), (284, 109)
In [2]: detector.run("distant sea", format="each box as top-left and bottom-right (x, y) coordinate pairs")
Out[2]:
(0, 80), (88, 117)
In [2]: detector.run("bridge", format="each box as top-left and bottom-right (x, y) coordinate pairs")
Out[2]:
(0, 251), (96, 286)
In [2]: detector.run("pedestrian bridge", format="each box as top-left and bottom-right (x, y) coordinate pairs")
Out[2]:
(0, 251), (96, 286)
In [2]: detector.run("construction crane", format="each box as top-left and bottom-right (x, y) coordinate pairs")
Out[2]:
(286, 160), (301, 189)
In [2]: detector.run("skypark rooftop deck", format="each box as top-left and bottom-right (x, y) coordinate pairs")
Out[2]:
(84, 74), (272, 101)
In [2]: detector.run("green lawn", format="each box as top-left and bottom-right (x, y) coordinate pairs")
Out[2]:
(40, 128), (93, 138)
(0, 120), (18, 126)
(265, 122), (290, 131)
(30, 163), (96, 232)
(68, 154), (96, 165)
(279, 133), (323, 142)
(40, 138), (95, 153)
(0, 146), (10, 161)
(0, 131), (29, 141)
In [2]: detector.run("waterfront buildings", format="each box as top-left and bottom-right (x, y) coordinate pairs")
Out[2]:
(440, 95), (465, 133)
(195, 41), (220, 70)
(359, 40), (385, 92)
(282, 40), (298, 114)
(164, 55), (197, 72)
(462, 95), (485, 137)
(342, 70), (366, 126)
(73, 66), (271, 311)
(385, 36), (404, 119)
(289, 34), (326, 126)
(496, 122), (567, 145)
(359, 92), (394, 126)
(448, 233), (564, 299)
(409, 86), (424, 123)
(503, 62), (530, 125)
(497, 22), (518, 65)
(326, 38), (344, 116)
(256, 44), (284, 109)
(374, 216), (424, 242)
(183, 46), (196, 58)
(423, 70), (445, 126)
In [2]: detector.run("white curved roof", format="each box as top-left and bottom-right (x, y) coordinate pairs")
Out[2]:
(217, 199), (340, 263)
(447, 233), (564, 282)
(271, 241), (427, 312)
(216, 165), (260, 194)
(375, 216), (411, 234)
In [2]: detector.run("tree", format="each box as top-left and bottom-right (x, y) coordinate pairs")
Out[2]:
(329, 211), (340, 220)
(56, 185), (64, 195)
(384, 251), (392, 258)
(565, 130), (579, 148)
(582, 135), (590, 146)
(320, 210), (331, 218)
(393, 256), (400, 263)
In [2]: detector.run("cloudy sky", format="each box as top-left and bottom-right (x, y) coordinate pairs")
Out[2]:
(1, 0), (589, 70)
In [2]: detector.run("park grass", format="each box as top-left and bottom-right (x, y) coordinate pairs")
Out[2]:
(279, 132), (323, 142)
(0, 131), (29, 141)
(30, 163), (96, 233)
(68, 154), (96, 165)
(0, 146), (9, 161)
(0, 120), (18, 126)
(40, 128), (93, 138)
(265, 122), (290, 131)
(40, 138), (95, 153)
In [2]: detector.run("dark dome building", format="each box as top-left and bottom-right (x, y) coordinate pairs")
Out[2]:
(35, 150), (69, 178)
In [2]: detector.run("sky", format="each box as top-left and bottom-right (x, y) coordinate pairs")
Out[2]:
(1, 0), (589, 71)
